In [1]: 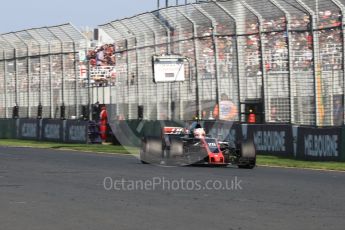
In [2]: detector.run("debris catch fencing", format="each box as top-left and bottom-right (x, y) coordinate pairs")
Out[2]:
(1, 0), (345, 127)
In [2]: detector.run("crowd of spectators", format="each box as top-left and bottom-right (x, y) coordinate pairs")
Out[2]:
(151, 7), (343, 86)
(87, 44), (116, 67)
(1, 3), (344, 122)
(85, 44), (116, 85)
(217, 37), (234, 79)
(244, 34), (261, 78)
(318, 10), (342, 29)
(241, 9), (342, 74)
(318, 28), (342, 71)
(263, 32), (288, 72)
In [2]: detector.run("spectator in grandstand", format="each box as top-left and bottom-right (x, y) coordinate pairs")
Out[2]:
(218, 37), (233, 78)
(96, 46), (105, 66)
(270, 106), (277, 122)
(104, 44), (116, 65)
(129, 73), (136, 85)
(87, 50), (97, 66)
(270, 105), (284, 122)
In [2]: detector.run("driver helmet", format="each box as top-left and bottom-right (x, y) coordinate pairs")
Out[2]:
(193, 128), (206, 138)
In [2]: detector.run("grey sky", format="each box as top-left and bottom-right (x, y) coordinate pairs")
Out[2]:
(0, 0), (158, 33)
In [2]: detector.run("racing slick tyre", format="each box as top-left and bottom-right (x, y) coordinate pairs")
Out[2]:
(140, 137), (162, 164)
(165, 138), (184, 166)
(238, 139), (256, 169)
(170, 139), (184, 157)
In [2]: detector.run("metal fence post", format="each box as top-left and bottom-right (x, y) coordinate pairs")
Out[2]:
(39, 44), (43, 116)
(3, 50), (8, 118)
(48, 28), (65, 118)
(152, 12), (173, 119)
(108, 23), (125, 119)
(120, 21), (140, 119)
(14, 48), (18, 110)
(178, 9), (201, 119)
(124, 39), (130, 119)
(27, 46), (31, 118)
(14, 34), (31, 118)
(213, 1), (241, 122)
(269, 0), (292, 123)
(295, 0), (318, 126)
(48, 43), (54, 118)
(331, 0), (345, 126)
(241, 0), (266, 123)
(73, 42), (79, 118)
(152, 11), (172, 52)
(2, 38), (18, 116)
(62, 27), (81, 119)
(193, 4), (221, 114)
(87, 61), (92, 121)
(138, 17), (158, 120)
(311, 15), (319, 127)
(134, 31), (140, 119)
(162, 12), (184, 121)
(61, 42), (65, 115)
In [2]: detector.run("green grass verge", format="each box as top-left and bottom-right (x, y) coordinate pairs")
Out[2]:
(257, 155), (345, 171)
(0, 139), (138, 155)
(1, 139), (345, 171)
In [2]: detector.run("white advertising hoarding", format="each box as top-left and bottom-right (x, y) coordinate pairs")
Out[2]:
(153, 55), (185, 83)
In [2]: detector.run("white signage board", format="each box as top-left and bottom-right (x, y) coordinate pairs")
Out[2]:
(153, 56), (185, 83)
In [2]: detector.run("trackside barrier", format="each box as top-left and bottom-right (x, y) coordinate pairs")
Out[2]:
(242, 124), (293, 157)
(194, 120), (241, 143)
(108, 120), (186, 147)
(11, 119), (91, 144)
(18, 119), (40, 140)
(109, 120), (241, 147)
(1, 118), (345, 160)
(0, 119), (17, 139)
(41, 119), (64, 142)
(297, 127), (343, 161)
(108, 120), (345, 161)
(65, 120), (92, 144)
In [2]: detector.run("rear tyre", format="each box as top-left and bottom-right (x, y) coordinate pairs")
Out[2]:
(140, 150), (149, 164)
(170, 139), (184, 157)
(238, 139), (256, 169)
(140, 137), (162, 164)
(165, 138), (184, 166)
(240, 139), (256, 158)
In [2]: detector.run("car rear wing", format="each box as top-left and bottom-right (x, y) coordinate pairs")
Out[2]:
(162, 127), (187, 135)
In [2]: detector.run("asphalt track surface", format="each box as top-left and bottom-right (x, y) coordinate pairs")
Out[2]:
(1, 147), (345, 230)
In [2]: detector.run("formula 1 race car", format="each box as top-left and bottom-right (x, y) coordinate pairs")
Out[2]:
(140, 123), (256, 169)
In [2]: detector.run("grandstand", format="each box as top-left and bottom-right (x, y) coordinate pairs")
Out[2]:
(0, 0), (345, 127)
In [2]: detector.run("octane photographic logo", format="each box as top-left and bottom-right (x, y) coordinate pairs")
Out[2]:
(103, 176), (243, 192)
(108, 101), (237, 167)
